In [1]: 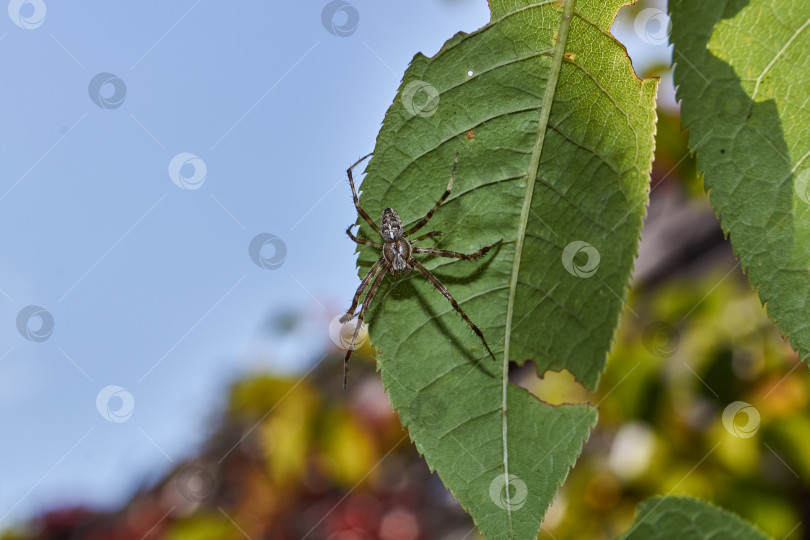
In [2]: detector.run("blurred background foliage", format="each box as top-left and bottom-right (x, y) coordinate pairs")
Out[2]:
(3, 72), (808, 540)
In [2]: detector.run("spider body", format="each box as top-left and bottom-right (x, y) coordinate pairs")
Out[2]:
(340, 152), (500, 389)
(381, 209), (412, 274)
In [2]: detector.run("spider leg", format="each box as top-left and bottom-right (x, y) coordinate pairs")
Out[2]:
(340, 257), (384, 323)
(411, 259), (495, 361)
(346, 224), (383, 248)
(409, 230), (441, 244)
(347, 153), (382, 234)
(403, 153), (458, 237)
(344, 267), (386, 389)
(412, 239), (501, 260)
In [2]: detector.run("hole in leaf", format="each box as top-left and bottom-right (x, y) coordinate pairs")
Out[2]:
(509, 360), (589, 404)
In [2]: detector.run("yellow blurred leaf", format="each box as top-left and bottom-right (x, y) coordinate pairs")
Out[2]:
(261, 382), (320, 486)
(164, 513), (237, 540)
(318, 410), (377, 487)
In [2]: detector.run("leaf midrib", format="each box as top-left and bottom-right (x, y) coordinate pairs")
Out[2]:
(500, 0), (577, 531)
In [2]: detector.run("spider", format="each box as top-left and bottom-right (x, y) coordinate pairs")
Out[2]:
(339, 152), (501, 389)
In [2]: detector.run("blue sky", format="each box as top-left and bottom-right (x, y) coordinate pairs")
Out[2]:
(0, 0), (671, 527)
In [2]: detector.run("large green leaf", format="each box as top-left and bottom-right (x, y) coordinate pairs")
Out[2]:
(670, 0), (810, 364)
(350, 0), (656, 537)
(619, 496), (769, 540)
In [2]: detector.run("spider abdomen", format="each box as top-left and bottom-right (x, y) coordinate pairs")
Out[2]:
(383, 238), (412, 274)
(381, 207), (404, 242)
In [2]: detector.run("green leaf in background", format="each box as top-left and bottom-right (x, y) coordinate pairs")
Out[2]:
(619, 496), (770, 540)
(670, 0), (810, 365)
(349, 0), (656, 537)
